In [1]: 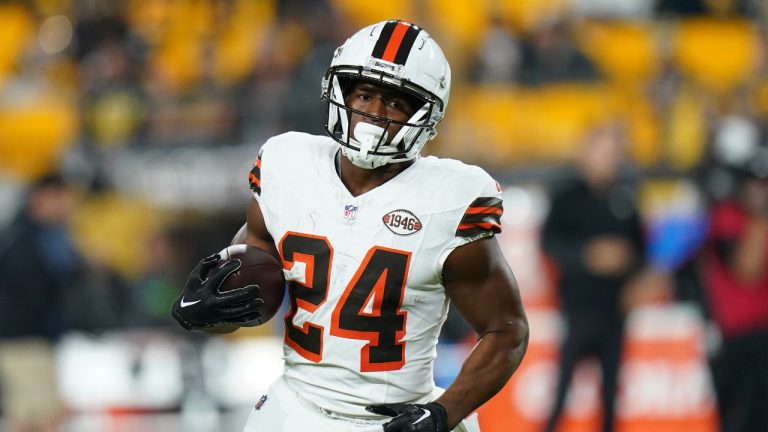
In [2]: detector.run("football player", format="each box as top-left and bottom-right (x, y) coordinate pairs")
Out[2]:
(173, 20), (529, 432)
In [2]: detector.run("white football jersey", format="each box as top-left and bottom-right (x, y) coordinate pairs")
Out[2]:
(248, 132), (503, 417)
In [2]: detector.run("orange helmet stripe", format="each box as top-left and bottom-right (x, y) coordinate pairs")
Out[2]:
(381, 21), (410, 63)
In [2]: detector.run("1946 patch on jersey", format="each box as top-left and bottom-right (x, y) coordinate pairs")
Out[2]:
(382, 209), (422, 235)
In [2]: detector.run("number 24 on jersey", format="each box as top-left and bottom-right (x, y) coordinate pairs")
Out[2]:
(279, 232), (411, 372)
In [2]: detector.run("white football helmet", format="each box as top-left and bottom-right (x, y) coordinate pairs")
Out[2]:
(321, 20), (451, 168)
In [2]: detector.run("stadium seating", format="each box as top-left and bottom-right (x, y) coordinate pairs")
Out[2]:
(672, 18), (758, 92)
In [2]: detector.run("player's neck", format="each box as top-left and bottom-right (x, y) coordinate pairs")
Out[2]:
(336, 151), (413, 197)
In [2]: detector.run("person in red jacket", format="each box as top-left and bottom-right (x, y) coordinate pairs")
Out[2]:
(701, 165), (768, 432)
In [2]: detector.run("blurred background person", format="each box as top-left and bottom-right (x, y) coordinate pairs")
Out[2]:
(132, 228), (187, 329)
(518, 17), (600, 87)
(540, 122), (646, 432)
(0, 173), (81, 432)
(467, 15), (521, 85)
(698, 137), (768, 432)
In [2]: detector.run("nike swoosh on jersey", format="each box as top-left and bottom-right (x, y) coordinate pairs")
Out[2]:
(180, 298), (202, 308)
(413, 409), (431, 425)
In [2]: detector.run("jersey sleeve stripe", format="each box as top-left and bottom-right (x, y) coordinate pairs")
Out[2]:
(249, 154), (262, 195)
(464, 206), (503, 215)
(456, 197), (503, 238)
(468, 197), (502, 209)
(460, 212), (501, 226)
(456, 224), (501, 238)
(249, 172), (261, 187)
(458, 222), (501, 230)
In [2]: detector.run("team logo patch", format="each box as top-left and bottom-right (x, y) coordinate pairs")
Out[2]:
(343, 204), (359, 223)
(382, 209), (422, 235)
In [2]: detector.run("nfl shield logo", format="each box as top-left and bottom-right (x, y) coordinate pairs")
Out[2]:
(343, 204), (358, 223)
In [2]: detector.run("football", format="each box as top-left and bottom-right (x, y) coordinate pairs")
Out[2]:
(216, 244), (286, 326)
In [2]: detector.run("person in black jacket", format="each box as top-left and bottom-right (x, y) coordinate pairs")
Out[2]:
(0, 174), (81, 432)
(541, 123), (646, 432)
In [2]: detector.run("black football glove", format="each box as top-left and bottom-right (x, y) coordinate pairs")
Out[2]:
(172, 253), (263, 331)
(366, 401), (449, 432)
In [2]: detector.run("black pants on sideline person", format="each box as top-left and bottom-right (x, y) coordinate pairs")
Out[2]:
(543, 317), (625, 432)
(710, 329), (768, 432)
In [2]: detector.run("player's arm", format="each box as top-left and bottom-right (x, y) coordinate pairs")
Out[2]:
(436, 236), (529, 428)
(367, 236), (528, 431)
(231, 197), (279, 260)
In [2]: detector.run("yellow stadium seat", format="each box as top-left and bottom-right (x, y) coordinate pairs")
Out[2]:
(441, 84), (625, 168)
(213, 0), (275, 85)
(498, 0), (571, 33)
(425, 0), (490, 50)
(522, 84), (617, 161)
(151, 37), (203, 91)
(672, 18), (758, 91)
(126, 0), (172, 44)
(331, 0), (417, 27)
(440, 86), (521, 166)
(165, 0), (215, 38)
(72, 193), (168, 279)
(666, 86), (708, 170)
(0, 4), (34, 88)
(621, 91), (662, 167)
(0, 97), (78, 181)
(144, 0), (222, 90)
(580, 21), (659, 85)
(269, 22), (313, 69)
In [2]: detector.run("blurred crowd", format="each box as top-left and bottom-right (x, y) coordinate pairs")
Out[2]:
(3, 0), (768, 176)
(2, 0), (768, 431)
(1, 0), (766, 280)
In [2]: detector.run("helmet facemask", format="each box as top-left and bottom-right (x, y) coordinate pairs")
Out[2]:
(323, 67), (442, 169)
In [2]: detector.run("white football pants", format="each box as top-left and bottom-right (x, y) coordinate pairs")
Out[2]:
(241, 376), (481, 432)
